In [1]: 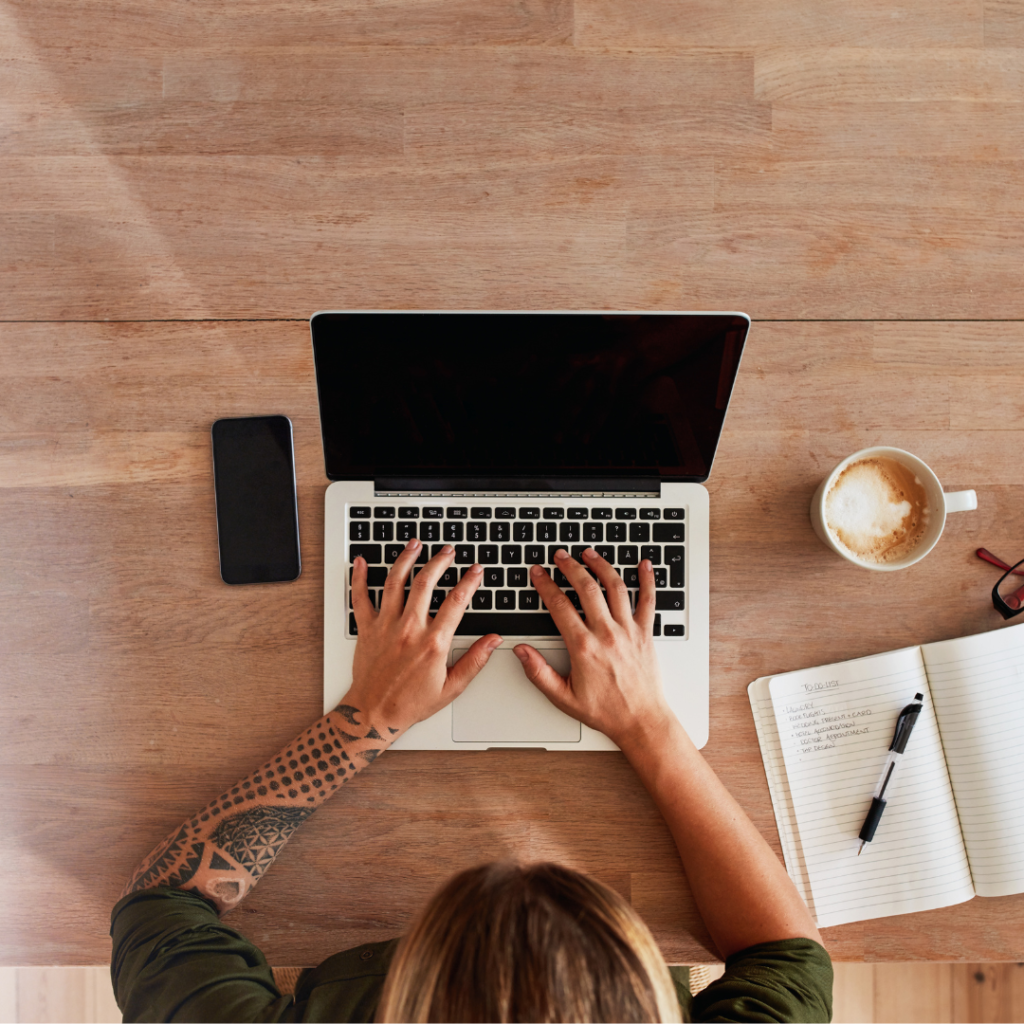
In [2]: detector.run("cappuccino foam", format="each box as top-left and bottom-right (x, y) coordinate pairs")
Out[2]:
(825, 457), (930, 564)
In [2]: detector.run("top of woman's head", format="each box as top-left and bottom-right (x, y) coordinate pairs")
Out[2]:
(376, 861), (682, 1023)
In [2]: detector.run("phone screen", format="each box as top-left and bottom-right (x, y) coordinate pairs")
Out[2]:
(211, 416), (301, 584)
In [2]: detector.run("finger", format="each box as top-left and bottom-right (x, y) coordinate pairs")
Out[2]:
(529, 563), (588, 642)
(513, 644), (572, 707)
(580, 547), (632, 625)
(634, 558), (656, 634)
(350, 556), (377, 626)
(553, 549), (614, 630)
(379, 539), (422, 617)
(432, 562), (484, 635)
(405, 544), (456, 620)
(446, 634), (504, 696)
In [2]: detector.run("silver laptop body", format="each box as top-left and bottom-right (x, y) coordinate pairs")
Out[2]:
(313, 311), (750, 751)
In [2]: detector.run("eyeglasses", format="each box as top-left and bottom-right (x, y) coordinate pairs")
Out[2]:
(977, 548), (1024, 620)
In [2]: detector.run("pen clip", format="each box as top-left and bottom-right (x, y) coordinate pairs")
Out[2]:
(888, 695), (923, 753)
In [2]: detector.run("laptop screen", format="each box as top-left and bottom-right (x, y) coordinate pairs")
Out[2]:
(311, 312), (749, 485)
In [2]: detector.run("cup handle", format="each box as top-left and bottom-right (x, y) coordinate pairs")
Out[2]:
(945, 489), (978, 513)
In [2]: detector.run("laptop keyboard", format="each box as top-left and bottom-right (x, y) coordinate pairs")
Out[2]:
(346, 503), (686, 640)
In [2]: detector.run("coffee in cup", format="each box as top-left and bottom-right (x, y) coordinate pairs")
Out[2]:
(824, 456), (929, 565)
(809, 446), (977, 571)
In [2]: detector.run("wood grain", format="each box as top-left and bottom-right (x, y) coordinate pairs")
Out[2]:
(3, 320), (1024, 966)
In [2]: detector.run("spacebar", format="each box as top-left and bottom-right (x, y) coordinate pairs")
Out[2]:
(453, 613), (562, 637)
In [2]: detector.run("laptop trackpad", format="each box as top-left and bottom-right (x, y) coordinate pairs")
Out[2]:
(451, 648), (581, 744)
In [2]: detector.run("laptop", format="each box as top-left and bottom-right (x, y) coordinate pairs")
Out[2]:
(312, 311), (749, 750)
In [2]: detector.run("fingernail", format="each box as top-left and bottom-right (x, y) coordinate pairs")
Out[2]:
(531, 564), (544, 577)
(554, 548), (568, 560)
(583, 547), (596, 559)
(470, 562), (483, 574)
(408, 538), (421, 549)
(641, 559), (652, 571)
(442, 544), (454, 554)
(488, 636), (504, 651)
(513, 646), (528, 664)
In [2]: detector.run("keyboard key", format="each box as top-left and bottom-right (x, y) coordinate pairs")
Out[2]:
(495, 507), (516, 519)
(524, 545), (545, 564)
(472, 590), (493, 610)
(518, 591), (540, 611)
(583, 523), (603, 542)
(420, 522), (440, 542)
(384, 544), (404, 563)
(615, 508), (637, 520)
(565, 590), (582, 609)
(656, 591), (685, 611)
(653, 523), (685, 543)
(448, 507), (468, 519)
(398, 507), (420, 519)
(350, 506), (371, 518)
(495, 590), (516, 610)
(618, 545), (639, 564)
(666, 546), (685, 587)
(374, 507), (395, 518)
(595, 545), (615, 562)
(653, 613), (662, 637)
(431, 544), (446, 558)
(478, 545), (498, 564)
(507, 567), (528, 587)
(567, 508), (588, 519)
(554, 568), (569, 586)
(629, 523), (650, 543)
(665, 508), (685, 520)
(559, 522), (580, 543)
(641, 545), (661, 564)
(443, 522), (463, 542)
(591, 508), (613, 519)
(423, 507), (444, 519)
(519, 507), (540, 519)
(607, 523), (626, 542)
(513, 522), (533, 542)
(543, 507), (565, 519)
(490, 522), (510, 542)
(416, 546), (428, 565)
(484, 567), (504, 587)
(349, 613), (358, 635)
(548, 545), (564, 563)
(350, 521), (370, 541)
(501, 544), (522, 565)
(623, 567), (640, 588)
(454, 545), (475, 564)
(373, 522), (394, 542)
(349, 544), (382, 563)
(429, 590), (445, 610)
(468, 523), (487, 542)
(349, 565), (389, 587)
(654, 568), (667, 588)
(397, 521), (417, 541)
(665, 624), (685, 636)
(639, 508), (661, 520)
(537, 522), (557, 542)
(471, 507), (492, 519)
(570, 545), (588, 561)
(456, 611), (563, 634)
(439, 567), (459, 587)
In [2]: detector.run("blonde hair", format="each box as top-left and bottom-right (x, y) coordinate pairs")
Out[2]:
(377, 861), (682, 1023)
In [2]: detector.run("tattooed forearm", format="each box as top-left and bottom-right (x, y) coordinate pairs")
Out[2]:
(120, 700), (393, 914)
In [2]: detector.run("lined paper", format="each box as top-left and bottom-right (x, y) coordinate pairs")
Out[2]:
(769, 648), (974, 928)
(922, 621), (1024, 897)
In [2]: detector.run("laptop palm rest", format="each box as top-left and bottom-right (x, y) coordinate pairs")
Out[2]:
(451, 648), (581, 744)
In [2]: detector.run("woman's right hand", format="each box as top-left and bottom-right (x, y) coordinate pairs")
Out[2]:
(513, 548), (675, 746)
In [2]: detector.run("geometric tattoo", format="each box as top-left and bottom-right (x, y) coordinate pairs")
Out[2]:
(209, 806), (314, 880)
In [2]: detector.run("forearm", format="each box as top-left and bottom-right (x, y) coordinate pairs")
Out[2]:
(620, 714), (821, 958)
(120, 700), (395, 915)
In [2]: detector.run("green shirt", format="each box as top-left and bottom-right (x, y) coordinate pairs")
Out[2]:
(111, 887), (832, 1023)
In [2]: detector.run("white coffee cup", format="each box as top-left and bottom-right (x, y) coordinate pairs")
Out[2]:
(810, 446), (977, 571)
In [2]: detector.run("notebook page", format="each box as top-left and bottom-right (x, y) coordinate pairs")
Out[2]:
(747, 677), (814, 913)
(921, 621), (1024, 897)
(770, 647), (974, 928)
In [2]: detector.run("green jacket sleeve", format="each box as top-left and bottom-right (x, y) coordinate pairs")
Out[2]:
(689, 939), (833, 1023)
(110, 886), (293, 1023)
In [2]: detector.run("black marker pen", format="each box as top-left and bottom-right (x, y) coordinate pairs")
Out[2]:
(857, 692), (924, 855)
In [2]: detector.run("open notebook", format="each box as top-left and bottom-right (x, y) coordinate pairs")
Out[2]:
(748, 620), (1024, 928)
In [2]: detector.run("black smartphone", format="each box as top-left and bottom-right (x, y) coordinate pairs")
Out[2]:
(211, 415), (301, 585)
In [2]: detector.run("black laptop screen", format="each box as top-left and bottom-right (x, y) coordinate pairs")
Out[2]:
(311, 313), (748, 485)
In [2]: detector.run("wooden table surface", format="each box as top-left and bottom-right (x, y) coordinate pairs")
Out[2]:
(2, 0), (1023, 967)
